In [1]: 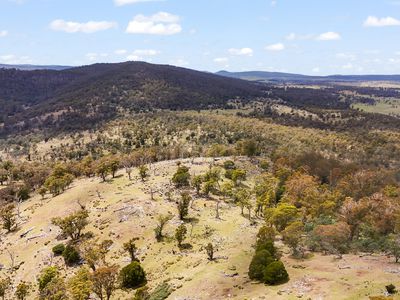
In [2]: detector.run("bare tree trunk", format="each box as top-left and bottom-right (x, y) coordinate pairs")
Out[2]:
(215, 201), (220, 219)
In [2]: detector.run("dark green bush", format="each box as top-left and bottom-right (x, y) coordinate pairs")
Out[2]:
(38, 266), (59, 291)
(255, 239), (277, 258)
(248, 250), (274, 280)
(52, 244), (65, 256)
(120, 262), (147, 289)
(223, 160), (236, 170)
(172, 166), (190, 188)
(263, 261), (289, 285)
(225, 169), (233, 179)
(62, 245), (80, 266)
(386, 284), (397, 294)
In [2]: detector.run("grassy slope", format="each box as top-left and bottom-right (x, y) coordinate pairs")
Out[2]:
(0, 158), (399, 300)
(353, 100), (400, 116)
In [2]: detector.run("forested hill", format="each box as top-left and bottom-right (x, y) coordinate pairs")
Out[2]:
(217, 70), (400, 83)
(0, 62), (265, 136)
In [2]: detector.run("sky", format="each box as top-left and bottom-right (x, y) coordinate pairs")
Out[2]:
(0, 0), (400, 75)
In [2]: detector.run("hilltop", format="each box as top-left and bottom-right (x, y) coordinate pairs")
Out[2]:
(0, 62), (264, 136)
(1, 157), (398, 299)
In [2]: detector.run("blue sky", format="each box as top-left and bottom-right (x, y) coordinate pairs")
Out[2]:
(0, 0), (400, 75)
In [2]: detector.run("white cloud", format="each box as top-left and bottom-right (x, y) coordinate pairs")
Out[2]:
(0, 54), (32, 64)
(265, 43), (285, 51)
(50, 20), (117, 33)
(342, 63), (354, 70)
(228, 47), (253, 56)
(336, 53), (357, 61)
(86, 53), (109, 61)
(286, 32), (341, 41)
(7, 0), (25, 4)
(285, 33), (314, 41)
(0, 30), (8, 37)
(316, 32), (341, 41)
(214, 57), (229, 63)
(114, 49), (128, 55)
(312, 67), (320, 73)
(132, 49), (160, 56)
(114, 0), (163, 6)
(126, 12), (182, 35)
(389, 57), (400, 64)
(169, 58), (189, 67)
(364, 16), (400, 27)
(126, 49), (160, 61)
(271, 0), (277, 7)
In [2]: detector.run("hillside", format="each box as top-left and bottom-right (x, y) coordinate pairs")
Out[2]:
(217, 70), (400, 83)
(0, 62), (265, 136)
(0, 64), (71, 71)
(1, 157), (399, 300)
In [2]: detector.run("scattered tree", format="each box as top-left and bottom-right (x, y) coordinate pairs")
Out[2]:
(177, 192), (191, 220)
(0, 277), (10, 300)
(282, 221), (305, 257)
(15, 282), (30, 300)
(0, 204), (17, 233)
(172, 165), (191, 188)
(68, 267), (92, 300)
(175, 224), (187, 248)
(81, 240), (113, 271)
(154, 214), (173, 242)
(191, 175), (203, 195)
(91, 266), (119, 300)
(138, 165), (149, 182)
(123, 238), (140, 262)
(231, 169), (246, 186)
(119, 262), (147, 290)
(205, 243), (215, 261)
(51, 210), (89, 241)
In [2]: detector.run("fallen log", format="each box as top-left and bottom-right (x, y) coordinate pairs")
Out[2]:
(20, 227), (35, 238)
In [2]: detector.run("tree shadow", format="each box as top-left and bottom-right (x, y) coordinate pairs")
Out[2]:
(179, 243), (193, 250)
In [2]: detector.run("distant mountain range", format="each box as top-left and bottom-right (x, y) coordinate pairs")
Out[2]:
(0, 63), (71, 71)
(1, 63), (399, 82)
(216, 70), (400, 83)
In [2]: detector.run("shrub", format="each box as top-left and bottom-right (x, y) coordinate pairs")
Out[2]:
(248, 250), (274, 281)
(259, 160), (269, 171)
(231, 169), (246, 186)
(172, 166), (190, 188)
(255, 239), (277, 258)
(15, 282), (30, 300)
(263, 261), (289, 285)
(52, 244), (65, 256)
(154, 214), (173, 242)
(177, 193), (191, 220)
(62, 245), (81, 266)
(223, 160), (236, 170)
(68, 267), (92, 300)
(38, 266), (58, 291)
(225, 169), (234, 180)
(120, 262), (147, 289)
(205, 243), (214, 261)
(149, 282), (172, 300)
(386, 284), (397, 294)
(257, 226), (277, 243)
(175, 224), (187, 248)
